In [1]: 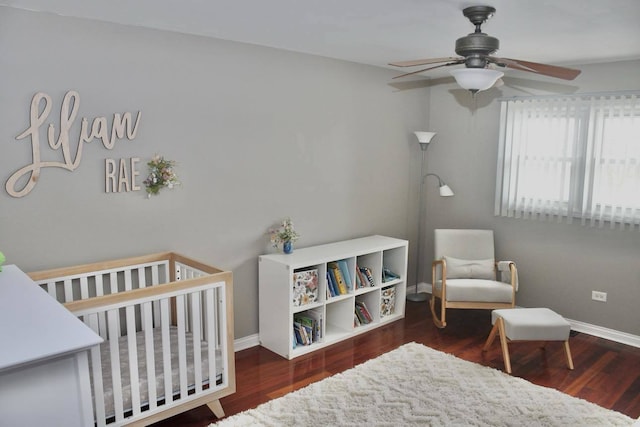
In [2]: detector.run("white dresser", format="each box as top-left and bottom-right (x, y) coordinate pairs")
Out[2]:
(0, 265), (103, 426)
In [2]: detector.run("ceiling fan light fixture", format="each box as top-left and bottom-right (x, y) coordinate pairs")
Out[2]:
(450, 68), (504, 93)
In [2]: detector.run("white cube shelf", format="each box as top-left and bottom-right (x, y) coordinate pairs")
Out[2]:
(259, 235), (408, 359)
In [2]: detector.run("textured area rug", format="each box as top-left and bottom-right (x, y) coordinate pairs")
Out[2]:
(213, 342), (633, 426)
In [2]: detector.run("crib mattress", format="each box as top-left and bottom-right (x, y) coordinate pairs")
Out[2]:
(96, 326), (223, 419)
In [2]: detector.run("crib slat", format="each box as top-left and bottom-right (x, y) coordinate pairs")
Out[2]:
(80, 276), (89, 300)
(107, 308), (125, 422)
(152, 264), (160, 285)
(205, 288), (216, 387)
(44, 281), (57, 299)
(213, 286), (220, 348)
(160, 298), (173, 404)
(64, 278), (73, 303)
(137, 267), (147, 288)
(126, 305), (141, 417)
(109, 272), (118, 295)
(124, 268), (133, 292)
(176, 295), (188, 399)
(95, 274), (105, 297)
(191, 292), (203, 392)
(153, 266), (161, 328)
(95, 274), (108, 339)
(109, 272), (122, 338)
(142, 301), (157, 411)
(218, 286), (227, 384)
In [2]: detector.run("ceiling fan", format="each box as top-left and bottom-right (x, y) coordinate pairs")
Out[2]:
(389, 5), (581, 93)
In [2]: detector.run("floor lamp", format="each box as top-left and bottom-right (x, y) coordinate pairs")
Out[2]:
(406, 131), (454, 302)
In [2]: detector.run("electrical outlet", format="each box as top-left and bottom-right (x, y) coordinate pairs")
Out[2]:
(592, 291), (607, 302)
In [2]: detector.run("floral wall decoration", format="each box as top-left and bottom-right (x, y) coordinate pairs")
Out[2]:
(143, 155), (180, 197)
(5, 90), (184, 199)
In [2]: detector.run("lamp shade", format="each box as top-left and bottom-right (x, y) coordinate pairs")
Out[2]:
(414, 131), (436, 144)
(450, 68), (504, 92)
(439, 184), (455, 197)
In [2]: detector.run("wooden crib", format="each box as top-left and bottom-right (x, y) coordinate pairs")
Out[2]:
(28, 252), (235, 427)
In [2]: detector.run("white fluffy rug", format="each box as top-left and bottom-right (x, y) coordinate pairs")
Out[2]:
(213, 342), (633, 426)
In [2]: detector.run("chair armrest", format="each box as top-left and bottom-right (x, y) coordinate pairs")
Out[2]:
(432, 259), (446, 278)
(496, 260), (515, 271)
(497, 260), (518, 291)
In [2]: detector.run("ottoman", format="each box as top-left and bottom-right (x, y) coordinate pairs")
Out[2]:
(483, 307), (573, 374)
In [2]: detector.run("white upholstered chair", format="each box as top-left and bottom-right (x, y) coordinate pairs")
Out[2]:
(430, 229), (517, 328)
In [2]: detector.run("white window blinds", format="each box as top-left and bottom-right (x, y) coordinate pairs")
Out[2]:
(495, 93), (640, 229)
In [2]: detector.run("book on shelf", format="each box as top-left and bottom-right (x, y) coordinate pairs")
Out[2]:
(358, 300), (373, 322)
(327, 268), (340, 296)
(356, 264), (369, 289)
(328, 262), (348, 295)
(359, 266), (375, 287)
(355, 300), (373, 325)
(293, 322), (306, 346)
(293, 310), (322, 345)
(354, 306), (364, 325)
(354, 265), (363, 289)
(304, 310), (323, 342)
(295, 311), (323, 343)
(337, 259), (352, 291)
(294, 321), (313, 346)
(326, 272), (335, 297)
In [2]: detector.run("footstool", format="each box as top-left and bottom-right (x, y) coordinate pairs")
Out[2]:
(482, 308), (573, 374)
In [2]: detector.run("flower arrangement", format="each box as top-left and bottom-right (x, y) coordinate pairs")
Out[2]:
(269, 217), (300, 249)
(143, 155), (179, 196)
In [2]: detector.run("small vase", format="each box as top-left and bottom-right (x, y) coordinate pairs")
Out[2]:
(283, 241), (293, 254)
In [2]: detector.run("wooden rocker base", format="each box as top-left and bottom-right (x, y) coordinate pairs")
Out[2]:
(483, 317), (574, 374)
(429, 295), (446, 329)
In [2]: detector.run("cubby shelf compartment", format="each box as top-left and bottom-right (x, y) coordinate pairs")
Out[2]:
(259, 235), (408, 360)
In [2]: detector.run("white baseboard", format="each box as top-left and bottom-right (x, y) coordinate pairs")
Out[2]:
(413, 282), (640, 349)
(416, 281), (432, 294)
(234, 333), (260, 351)
(567, 318), (640, 348)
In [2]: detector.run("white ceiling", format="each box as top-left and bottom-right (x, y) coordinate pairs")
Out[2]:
(3, 0), (640, 78)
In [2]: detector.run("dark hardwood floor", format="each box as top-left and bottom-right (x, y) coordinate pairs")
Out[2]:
(154, 301), (640, 426)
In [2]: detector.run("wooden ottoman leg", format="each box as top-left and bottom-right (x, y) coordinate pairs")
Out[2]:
(483, 321), (500, 351)
(564, 340), (574, 370)
(496, 317), (512, 374)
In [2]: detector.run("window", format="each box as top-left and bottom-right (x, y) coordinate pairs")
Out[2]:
(495, 93), (640, 229)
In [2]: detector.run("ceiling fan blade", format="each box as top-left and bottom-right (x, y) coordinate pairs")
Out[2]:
(490, 57), (581, 80)
(389, 57), (463, 67)
(392, 61), (464, 79)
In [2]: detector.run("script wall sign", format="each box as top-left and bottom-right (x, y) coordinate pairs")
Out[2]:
(6, 90), (142, 198)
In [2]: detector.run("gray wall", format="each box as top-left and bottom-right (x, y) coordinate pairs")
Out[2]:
(422, 60), (640, 335)
(0, 7), (429, 339)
